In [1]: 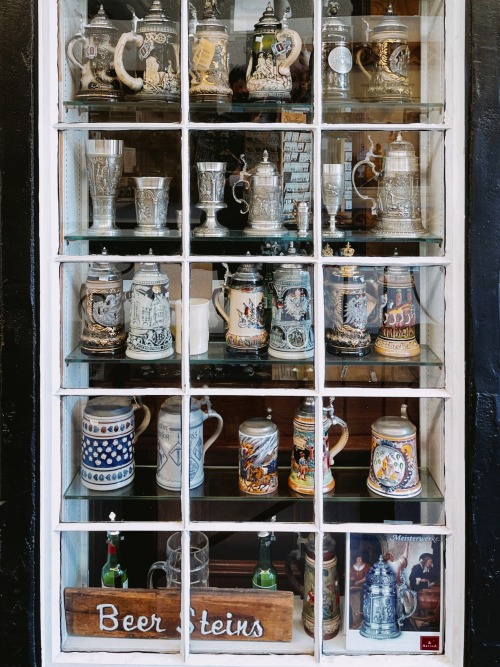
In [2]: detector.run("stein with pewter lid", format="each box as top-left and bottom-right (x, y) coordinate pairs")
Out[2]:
(356, 3), (413, 103)
(126, 251), (173, 360)
(367, 404), (421, 498)
(352, 133), (426, 237)
(322, 1), (353, 101)
(114, 0), (180, 102)
(189, 0), (232, 104)
(232, 151), (286, 236)
(66, 5), (123, 101)
(239, 408), (279, 495)
(80, 249), (126, 356)
(246, 2), (302, 102)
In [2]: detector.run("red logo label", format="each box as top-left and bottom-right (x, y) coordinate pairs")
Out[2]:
(420, 636), (440, 651)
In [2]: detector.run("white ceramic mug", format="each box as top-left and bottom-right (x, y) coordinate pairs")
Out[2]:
(173, 298), (210, 355)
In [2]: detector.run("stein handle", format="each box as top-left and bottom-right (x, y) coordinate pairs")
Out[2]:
(276, 28), (302, 73)
(352, 137), (379, 215)
(132, 398), (151, 443)
(355, 45), (372, 82)
(147, 561), (166, 589)
(284, 548), (304, 596)
(67, 34), (88, 73)
(202, 407), (224, 459)
(232, 179), (250, 215)
(327, 414), (349, 465)
(211, 284), (230, 326)
(114, 31), (144, 92)
(398, 583), (418, 623)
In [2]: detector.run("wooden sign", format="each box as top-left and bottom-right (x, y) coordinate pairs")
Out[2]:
(65, 587), (294, 642)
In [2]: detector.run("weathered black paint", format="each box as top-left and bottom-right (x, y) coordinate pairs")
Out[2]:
(467, 0), (500, 663)
(0, 0), (39, 665)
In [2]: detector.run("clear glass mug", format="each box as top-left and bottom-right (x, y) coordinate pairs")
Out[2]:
(147, 531), (209, 588)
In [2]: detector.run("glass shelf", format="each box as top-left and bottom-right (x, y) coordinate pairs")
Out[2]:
(322, 101), (444, 124)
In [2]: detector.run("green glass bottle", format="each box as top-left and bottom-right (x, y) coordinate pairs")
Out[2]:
(252, 531), (277, 590)
(101, 514), (128, 588)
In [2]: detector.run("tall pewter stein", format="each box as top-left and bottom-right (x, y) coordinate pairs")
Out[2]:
(114, 0), (180, 102)
(232, 151), (286, 236)
(86, 139), (123, 235)
(356, 3), (413, 102)
(269, 243), (314, 359)
(81, 396), (151, 491)
(288, 397), (349, 495)
(367, 404), (421, 498)
(322, 2), (353, 101)
(352, 133), (426, 236)
(66, 5), (123, 101)
(322, 163), (345, 236)
(133, 176), (172, 236)
(194, 161), (229, 237)
(126, 253), (173, 360)
(189, 0), (232, 103)
(80, 249), (126, 355)
(156, 396), (223, 491)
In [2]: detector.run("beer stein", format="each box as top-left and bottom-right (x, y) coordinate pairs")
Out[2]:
(114, 0), (180, 102)
(156, 396), (223, 491)
(212, 263), (268, 355)
(288, 397), (349, 494)
(133, 176), (172, 236)
(367, 404), (421, 498)
(66, 5), (123, 101)
(125, 253), (173, 360)
(293, 200), (310, 238)
(322, 164), (345, 237)
(246, 2), (302, 102)
(232, 151), (286, 236)
(81, 396), (151, 491)
(360, 555), (417, 639)
(374, 262), (420, 357)
(239, 409), (279, 495)
(194, 161), (229, 237)
(189, 0), (232, 103)
(325, 244), (372, 357)
(355, 3), (413, 102)
(269, 243), (314, 359)
(80, 249), (126, 355)
(85, 139), (123, 235)
(322, 2), (353, 101)
(352, 133), (426, 236)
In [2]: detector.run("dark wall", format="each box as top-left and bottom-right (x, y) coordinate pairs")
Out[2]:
(467, 0), (500, 663)
(0, 0), (39, 665)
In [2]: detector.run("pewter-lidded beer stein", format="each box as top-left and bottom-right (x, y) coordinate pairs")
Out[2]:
(367, 404), (421, 498)
(352, 133), (426, 237)
(356, 3), (413, 102)
(288, 398), (349, 495)
(232, 151), (286, 236)
(81, 396), (151, 491)
(360, 555), (417, 639)
(325, 244), (372, 357)
(126, 253), (173, 360)
(156, 396), (223, 491)
(374, 262), (420, 357)
(66, 5), (123, 101)
(322, 2), (353, 101)
(246, 2), (302, 101)
(189, 0), (232, 103)
(269, 243), (314, 359)
(239, 410), (279, 495)
(114, 0), (180, 102)
(80, 249), (126, 355)
(212, 263), (268, 355)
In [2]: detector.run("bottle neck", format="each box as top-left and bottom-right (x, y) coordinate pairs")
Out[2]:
(106, 533), (121, 567)
(258, 534), (272, 568)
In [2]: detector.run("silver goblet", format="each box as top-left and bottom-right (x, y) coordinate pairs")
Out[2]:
(86, 139), (123, 236)
(133, 176), (173, 236)
(193, 162), (229, 237)
(322, 163), (345, 237)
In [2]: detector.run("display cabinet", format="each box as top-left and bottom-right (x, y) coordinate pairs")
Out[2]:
(38, 0), (465, 665)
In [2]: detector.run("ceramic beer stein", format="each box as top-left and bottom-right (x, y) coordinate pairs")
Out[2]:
(114, 0), (180, 102)
(66, 5), (123, 101)
(80, 249), (126, 355)
(238, 410), (279, 495)
(367, 404), (421, 498)
(81, 396), (151, 491)
(288, 397), (349, 494)
(125, 253), (173, 360)
(212, 263), (268, 355)
(156, 396), (223, 490)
